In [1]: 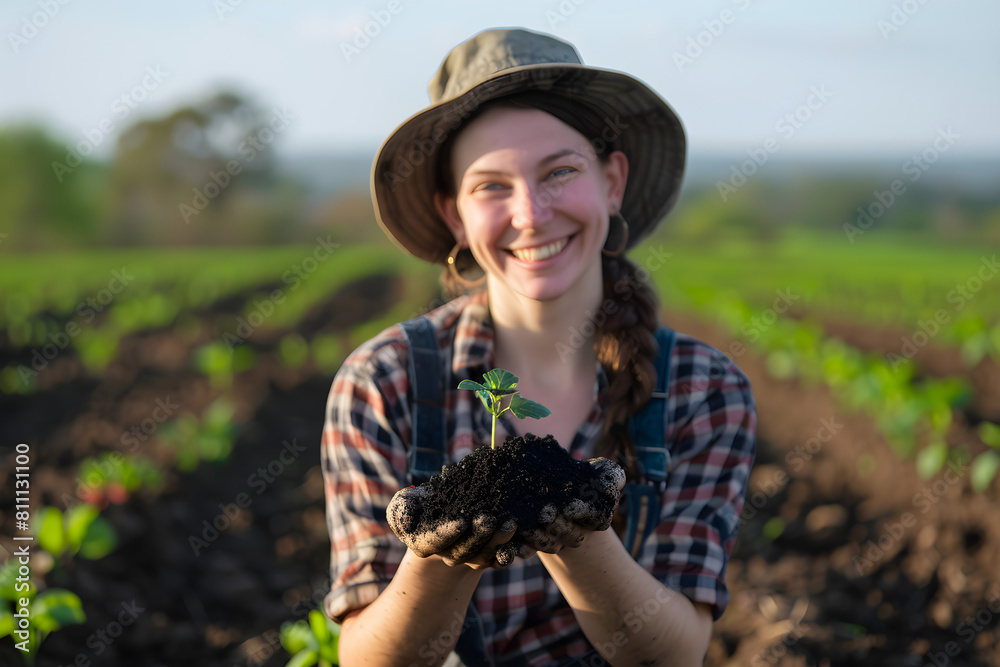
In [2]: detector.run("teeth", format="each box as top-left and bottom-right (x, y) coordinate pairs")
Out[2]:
(511, 238), (567, 262)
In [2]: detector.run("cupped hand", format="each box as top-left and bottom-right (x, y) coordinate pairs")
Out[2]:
(517, 457), (626, 554)
(387, 486), (521, 569)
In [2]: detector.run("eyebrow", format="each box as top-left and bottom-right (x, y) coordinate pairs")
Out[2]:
(539, 148), (586, 164)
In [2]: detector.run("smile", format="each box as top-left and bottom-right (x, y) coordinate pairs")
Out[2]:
(509, 237), (569, 262)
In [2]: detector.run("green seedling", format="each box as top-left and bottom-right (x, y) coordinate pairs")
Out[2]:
(160, 396), (238, 471)
(280, 609), (340, 667)
(458, 369), (551, 449)
(36, 504), (118, 561)
(0, 560), (85, 664)
(77, 452), (164, 507)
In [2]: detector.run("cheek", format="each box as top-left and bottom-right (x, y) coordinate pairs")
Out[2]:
(460, 200), (509, 237)
(561, 177), (610, 214)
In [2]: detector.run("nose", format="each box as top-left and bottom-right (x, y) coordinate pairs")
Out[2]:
(510, 184), (554, 229)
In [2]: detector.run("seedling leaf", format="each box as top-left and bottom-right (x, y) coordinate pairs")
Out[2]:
(762, 517), (785, 541)
(0, 560), (35, 601)
(31, 589), (86, 633)
(508, 395), (552, 420)
(916, 441), (948, 480)
(280, 620), (312, 654)
(308, 609), (330, 644)
(459, 368), (550, 449)
(78, 517), (118, 560)
(484, 368), (518, 391)
(38, 507), (65, 557)
(457, 380), (486, 392)
(476, 389), (494, 412)
(65, 504), (100, 551)
(971, 450), (1000, 493)
(0, 607), (14, 638)
(979, 421), (1000, 448)
(286, 650), (319, 667)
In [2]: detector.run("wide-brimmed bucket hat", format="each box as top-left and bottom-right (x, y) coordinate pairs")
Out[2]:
(371, 27), (686, 265)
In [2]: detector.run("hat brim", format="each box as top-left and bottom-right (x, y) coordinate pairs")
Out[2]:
(371, 62), (686, 264)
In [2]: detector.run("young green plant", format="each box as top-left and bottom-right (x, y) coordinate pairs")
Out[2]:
(458, 369), (551, 449)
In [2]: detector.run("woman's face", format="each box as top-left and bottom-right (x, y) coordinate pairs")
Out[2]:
(436, 106), (628, 304)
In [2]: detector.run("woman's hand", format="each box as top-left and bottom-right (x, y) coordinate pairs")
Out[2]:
(388, 485), (520, 568)
(517, 458), (626, 555)
(388, 457), (625, 566)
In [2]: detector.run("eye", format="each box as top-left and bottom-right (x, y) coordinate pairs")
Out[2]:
(472, 181), (507, 193)
(549, 167), (577, 179)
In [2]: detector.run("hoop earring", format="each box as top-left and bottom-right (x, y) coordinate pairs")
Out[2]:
(447, 243), (487, 290)
(602, 213), (629, 258)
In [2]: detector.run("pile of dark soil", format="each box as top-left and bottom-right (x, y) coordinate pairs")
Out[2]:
(389, 434), (621, 563)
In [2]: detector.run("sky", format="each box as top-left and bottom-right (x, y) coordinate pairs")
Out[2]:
(2, 0), (999, 163)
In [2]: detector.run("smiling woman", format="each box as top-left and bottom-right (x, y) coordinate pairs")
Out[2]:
(321, 27), (756, 666)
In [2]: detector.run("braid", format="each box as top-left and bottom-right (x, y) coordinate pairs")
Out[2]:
(594, 254), (660, 479)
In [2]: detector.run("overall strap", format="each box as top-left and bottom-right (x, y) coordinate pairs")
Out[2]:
(623, 326), (676, 558)
(399, 317), (447, 483)
(399, 316), (493, 665)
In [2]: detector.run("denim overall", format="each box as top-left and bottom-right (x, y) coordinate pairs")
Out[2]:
(400, 317), (676, 667)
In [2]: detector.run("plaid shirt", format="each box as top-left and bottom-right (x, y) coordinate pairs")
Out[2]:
(322, 293), (756, 665)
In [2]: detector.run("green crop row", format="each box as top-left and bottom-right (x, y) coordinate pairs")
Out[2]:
(645, 231), (1000, 366)
(656, 278), (1000, 492)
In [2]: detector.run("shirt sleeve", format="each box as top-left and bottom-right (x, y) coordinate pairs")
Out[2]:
(321, 331), (413, 624)
(646, 338), (757, 620)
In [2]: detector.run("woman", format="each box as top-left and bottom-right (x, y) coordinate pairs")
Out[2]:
(322, 28), (756, 666)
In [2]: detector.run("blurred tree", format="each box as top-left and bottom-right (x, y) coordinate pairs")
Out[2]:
(666, 186), (776, 245)
(0, 126), (105, 249)
(310, 188), (389, 247)
(107, 89), (284, 245)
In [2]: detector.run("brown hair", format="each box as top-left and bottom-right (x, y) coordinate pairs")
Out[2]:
(437, 92), (661, 479)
